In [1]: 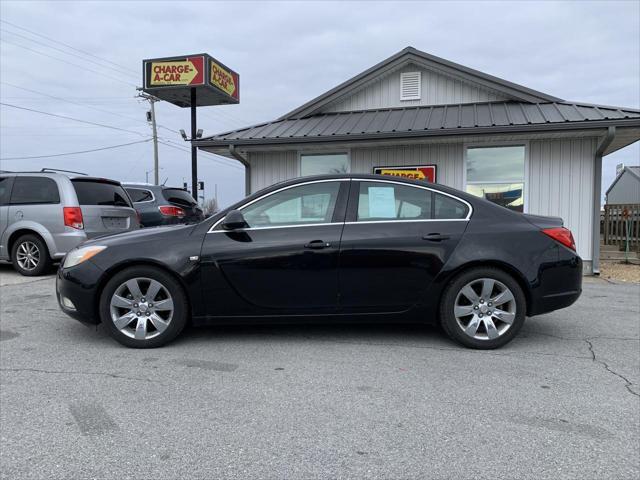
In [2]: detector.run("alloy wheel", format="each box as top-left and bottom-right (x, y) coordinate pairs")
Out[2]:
(109, 277), (174, 340)
(453, 277), (516, 341)
(16, 241), (40, 271)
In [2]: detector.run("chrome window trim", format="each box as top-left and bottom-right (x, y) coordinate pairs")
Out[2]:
(208, 178), (349, 232)
(209, 222), (344, 233)
(351, 178), (473, 221)
(345, 219), (468, 225)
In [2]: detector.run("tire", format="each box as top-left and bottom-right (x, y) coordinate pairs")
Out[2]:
(11, 234), (51, 276)
(99, 266), (188, 348)
(439, 267), (526, 349)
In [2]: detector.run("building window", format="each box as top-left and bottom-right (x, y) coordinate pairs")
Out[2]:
(300, 153), (349, 176)
(465, 146), (525, 212)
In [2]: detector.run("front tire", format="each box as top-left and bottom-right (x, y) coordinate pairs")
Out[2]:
(11, 234), (51, 276)
(99, 266), (188, 348)
(439, 267), (526, 349)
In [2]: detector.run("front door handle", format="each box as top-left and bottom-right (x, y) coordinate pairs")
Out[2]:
(304, 240), (331, 249)
(422, 233), (450, 242)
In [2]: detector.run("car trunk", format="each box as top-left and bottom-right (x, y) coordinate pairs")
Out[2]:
(72, 179), (140, 237)
(162, 188), (204, 223)
(522, 213), (564, 229)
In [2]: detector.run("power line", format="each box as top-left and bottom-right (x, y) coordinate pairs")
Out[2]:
(1, 82), (178, 134)
(0, 102), (148, 137)
(0, 28), (136, 79)
(0, 37), (138, 87)
(0, 19), (135, 74)
(0, 139), (151, 160)
(157, 139), (245, 171)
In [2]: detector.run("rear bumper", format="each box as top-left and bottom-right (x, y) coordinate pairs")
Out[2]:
(529, 250), (583, 316)
(56, 260), (104, 324)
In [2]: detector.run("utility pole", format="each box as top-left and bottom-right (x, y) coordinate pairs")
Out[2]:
(137, 91), (160, 185)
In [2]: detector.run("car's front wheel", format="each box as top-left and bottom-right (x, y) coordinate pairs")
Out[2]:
(439, 267), (526, 349)
(99, 266), (188, 348)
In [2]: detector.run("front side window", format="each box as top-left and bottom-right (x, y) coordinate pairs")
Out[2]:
(357, 182), (468, 221)
(466, 146), (525, 212)
(241, 182), (341, 228)
(10, 177), (60, 204)
(300, 153), (349, 176)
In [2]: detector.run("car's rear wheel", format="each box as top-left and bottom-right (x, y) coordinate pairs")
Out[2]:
(439, 267), (526, 349)
(99, 266), (188, 348)
(11, 234), (51, 276)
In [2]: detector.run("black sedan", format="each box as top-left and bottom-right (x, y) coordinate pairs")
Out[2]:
(56, 174), (582, 349)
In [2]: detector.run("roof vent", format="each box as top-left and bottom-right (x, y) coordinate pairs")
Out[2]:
(400, 71), (421, 101)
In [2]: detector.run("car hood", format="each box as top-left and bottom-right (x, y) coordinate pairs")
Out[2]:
(84, 224), (196, 247)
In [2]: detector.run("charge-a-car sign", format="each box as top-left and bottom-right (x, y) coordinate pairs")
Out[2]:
(146, 56), (204, 87)
(210, 59), (239, 100)
(373, 165), (437, 183)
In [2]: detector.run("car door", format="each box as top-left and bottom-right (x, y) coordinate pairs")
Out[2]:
(0, 176), (14, 259)
(338, 179), (471, 311)
(199, 179), (349, 315)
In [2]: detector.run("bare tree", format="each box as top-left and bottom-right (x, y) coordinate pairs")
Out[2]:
(202, 197), (219, 216)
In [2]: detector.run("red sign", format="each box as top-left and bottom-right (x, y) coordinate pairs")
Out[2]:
(373, 165), (437, 183)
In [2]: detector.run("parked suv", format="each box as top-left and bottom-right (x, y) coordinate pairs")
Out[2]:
(123, 183), (204, 227)
(0, 171), (140, 276)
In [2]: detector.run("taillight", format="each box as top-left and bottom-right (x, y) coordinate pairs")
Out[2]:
(158, 205), (186, 218)
(542, 227), (576, 251)
(63, 207), (84, 230)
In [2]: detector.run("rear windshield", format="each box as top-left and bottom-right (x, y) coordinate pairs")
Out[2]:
(162, 188), (196, 207)
(72, 180), (132, 207)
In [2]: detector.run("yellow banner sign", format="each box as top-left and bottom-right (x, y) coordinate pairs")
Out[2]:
(379, 169), (426, 180)
(149, 57), (203, 86)
(210, 60), (238, 99)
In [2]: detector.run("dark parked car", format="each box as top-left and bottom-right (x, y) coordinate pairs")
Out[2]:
(123, 184), (204, 227)
(57, 174), (582, 349)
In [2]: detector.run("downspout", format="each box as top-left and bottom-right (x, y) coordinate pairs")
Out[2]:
(592, 126), (616, 275)
(229, 145), (251, 197)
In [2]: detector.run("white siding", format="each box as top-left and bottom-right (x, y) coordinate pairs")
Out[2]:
(322, 65), (510, 113)
(607, 171), (640, 204)
(528, 137), (597, 262)
(247, 151), (298, 193)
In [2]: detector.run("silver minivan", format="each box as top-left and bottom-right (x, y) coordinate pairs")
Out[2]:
(0, 171), (140, 276)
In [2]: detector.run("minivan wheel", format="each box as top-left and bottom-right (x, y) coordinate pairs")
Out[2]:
(11, 234), (51, 276)
(99, 266), (188, 348)
(439, 267), (526, 349)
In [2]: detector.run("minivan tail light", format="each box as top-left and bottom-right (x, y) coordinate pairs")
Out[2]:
(63, 207), (84, 229)
(542, 227), (576, 251)
(158, 205), (186, 218)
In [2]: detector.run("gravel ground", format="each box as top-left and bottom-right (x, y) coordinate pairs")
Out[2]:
(0, 266), (638, 480)
(600, 261), (640, 284)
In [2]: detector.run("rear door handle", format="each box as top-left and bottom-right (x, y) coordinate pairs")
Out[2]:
(304, 240), (331, 249)
(422, 233), (450, 242)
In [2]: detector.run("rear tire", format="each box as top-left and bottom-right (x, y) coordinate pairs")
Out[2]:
(11, 234), (51, 276)
(99, 266), (188, 348)
(439, 267), (526, 349)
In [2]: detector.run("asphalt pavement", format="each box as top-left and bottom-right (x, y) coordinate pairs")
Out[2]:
(0, 263), (638, 479)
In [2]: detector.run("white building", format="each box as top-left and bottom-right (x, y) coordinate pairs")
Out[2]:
(606, 166), (640, 205)
(196, 47), (640, 274)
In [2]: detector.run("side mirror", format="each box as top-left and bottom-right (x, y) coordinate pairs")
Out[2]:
(222, 209), (248, 230)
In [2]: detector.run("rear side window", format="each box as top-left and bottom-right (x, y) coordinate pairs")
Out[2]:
(126, 188), (154, 203)
(434, 193), (468, 219)
(0, 177), (13, 205)
(10, 177), (60, 205)
(357, 181), (432, 221)
(162, 188), (196, 207)
(72, 180), (132, 207)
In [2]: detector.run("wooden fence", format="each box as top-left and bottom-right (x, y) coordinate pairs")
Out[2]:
(602, 204), (640, 252)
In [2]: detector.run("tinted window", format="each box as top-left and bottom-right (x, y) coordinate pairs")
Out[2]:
(357, 182), (432, 221)
(434, 193), (468, 219)
(241, 182), (341, 228)
(126, 188), (154, 203)
(0, 177), (12, 205)
(10, 177), (60, 204)
(162, 188), (196, 207)
(72, 180), (131, 207)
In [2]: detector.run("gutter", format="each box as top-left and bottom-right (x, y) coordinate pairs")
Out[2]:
(228, 145), (251, 196)
(592, 126), (616, 275)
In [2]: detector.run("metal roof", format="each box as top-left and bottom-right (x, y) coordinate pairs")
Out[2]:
(197, 101), (640, 147)
(280, 47), (562, 119)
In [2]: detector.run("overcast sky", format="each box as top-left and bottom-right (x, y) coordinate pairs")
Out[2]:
(1, 0), (638, 208)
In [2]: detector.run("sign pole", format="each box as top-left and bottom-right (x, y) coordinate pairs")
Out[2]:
(190, 87), (198, 198)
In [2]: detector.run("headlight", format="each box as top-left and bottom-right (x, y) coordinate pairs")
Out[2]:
(63, 246), (107, 269)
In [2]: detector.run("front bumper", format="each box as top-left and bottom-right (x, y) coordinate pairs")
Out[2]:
(56, 260), (105, 324)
